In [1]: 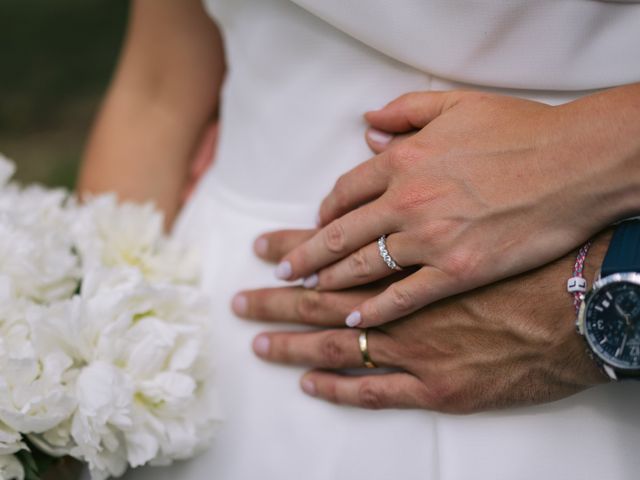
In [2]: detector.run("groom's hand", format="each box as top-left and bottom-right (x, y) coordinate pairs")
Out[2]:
(232, 230), (611, 413)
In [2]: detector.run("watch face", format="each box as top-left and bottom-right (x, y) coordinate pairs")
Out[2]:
(585, 278), (640, 370)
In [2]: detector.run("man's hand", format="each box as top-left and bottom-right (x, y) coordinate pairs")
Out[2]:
(233, 229), (611, 413)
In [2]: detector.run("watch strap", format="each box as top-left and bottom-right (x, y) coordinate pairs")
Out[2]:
(613, 370), (640, 381)
(600, 220), (640, 277)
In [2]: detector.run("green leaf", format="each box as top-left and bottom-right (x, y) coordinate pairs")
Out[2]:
(15, 439), (57, 480)
(15, 450), (41, 480)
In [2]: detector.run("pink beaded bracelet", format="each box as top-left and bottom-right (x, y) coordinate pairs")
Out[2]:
(567, 241), (592, 314)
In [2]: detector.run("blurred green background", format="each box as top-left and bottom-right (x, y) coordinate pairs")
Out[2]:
(0, 0), (129, 188)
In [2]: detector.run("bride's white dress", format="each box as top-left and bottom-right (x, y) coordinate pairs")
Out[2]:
(124, 1), (640, 479)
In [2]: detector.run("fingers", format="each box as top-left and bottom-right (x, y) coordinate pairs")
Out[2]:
(364, 129), (416, 154)
(365, 91), (464, 132)
(345, 266), (460, 328)
(254, 229), (317, 263)
(315, 233), (415, 291)
(232, 287), (376, 327)
(253, 328), (400, 369)
(279, 199), (397, 281)
(301, 371), (428, 409)
(317, 156), (390, 227)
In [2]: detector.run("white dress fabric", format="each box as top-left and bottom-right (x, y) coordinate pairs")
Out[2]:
(124, 1), (640, 479)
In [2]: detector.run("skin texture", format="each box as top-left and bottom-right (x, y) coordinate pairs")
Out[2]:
(78, 0), (225, 226)
(274, 85), (640, 329)
(233, 229), (611, 412)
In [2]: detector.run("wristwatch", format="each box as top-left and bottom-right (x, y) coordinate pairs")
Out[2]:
(577, 220), (640, 380)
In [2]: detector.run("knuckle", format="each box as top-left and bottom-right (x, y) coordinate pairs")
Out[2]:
(387, 284), (417, 313)
(421, 376), (472, 414)
(422, 377), (455, 412)
(348, 248), (372, 278)
(357, 380), (388, 410)
(322, 221), (347, 255)
(391, 188), (434, 213)
(295, 290), (323, 323)
(443, 248), (481, 280)
(386, 144), (418, 172)
(319, 332), (347, 367)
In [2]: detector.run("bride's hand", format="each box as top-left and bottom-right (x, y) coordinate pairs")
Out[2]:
(274, 88), (640, 328)
(234, 229), (611, 412)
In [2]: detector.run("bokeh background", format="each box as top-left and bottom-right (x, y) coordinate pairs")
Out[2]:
(0, 0), (128, 188)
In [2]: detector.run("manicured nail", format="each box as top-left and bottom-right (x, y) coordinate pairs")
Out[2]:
(301, 378), (317, 396)
(231, 293), (248, 315)
(303, 273), (319, 289)
(254, 236), (268, 256)
(367, 128), (393, 145)
(275, 261), (292, 280)
(345, 311), (362, 328)
(253, 335), (270, 356)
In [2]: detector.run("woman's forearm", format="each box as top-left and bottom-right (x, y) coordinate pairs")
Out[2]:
(559, 82), (640, 224)
(78, 0), (225, 225)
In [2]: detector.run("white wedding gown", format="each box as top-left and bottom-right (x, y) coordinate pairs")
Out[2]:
(122, 1), (640, 479)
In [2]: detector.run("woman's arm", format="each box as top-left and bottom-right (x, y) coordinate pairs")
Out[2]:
(273, 83), (640, 328)
(78, 0), (225, 225)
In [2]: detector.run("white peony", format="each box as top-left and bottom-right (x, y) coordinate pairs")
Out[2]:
(0, 424), (23, 456)
(0, 299), (76, 438)
(29, 269), (217, 479)
(0, 454), (23, 480)
(0, 155), (15, 188)
(0, 155), (216, 479)
(72, 195), (200, 285)
(0, 156), (79, 303)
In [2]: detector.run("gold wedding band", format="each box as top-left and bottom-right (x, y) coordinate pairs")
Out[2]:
(358, 329), (377, 368)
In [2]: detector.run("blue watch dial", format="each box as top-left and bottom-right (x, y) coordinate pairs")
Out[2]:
(585, 280), (640, 370)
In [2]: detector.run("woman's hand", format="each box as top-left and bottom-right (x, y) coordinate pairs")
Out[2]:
(235, 229), (612, 413)
(274, 86), (640, 328)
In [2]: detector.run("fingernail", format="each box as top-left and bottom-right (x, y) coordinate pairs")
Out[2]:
(275, 261), (292, 280)
(301, 378), (317, 396)
(253, 335), (271, 356)
(345, 311), (362, 328)
(315, 213), (322, 227)
(231, 293), (248, 315)
(254, 236), (268, 256)
(367, 128), (393, 145)
(303, 273), (319, 289)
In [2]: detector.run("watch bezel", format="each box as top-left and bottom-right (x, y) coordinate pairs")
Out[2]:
(578, 272), (640, 371)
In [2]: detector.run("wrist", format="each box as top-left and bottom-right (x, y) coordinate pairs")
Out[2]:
(565, 84), (640, 225)
(583, 229), (614, 284)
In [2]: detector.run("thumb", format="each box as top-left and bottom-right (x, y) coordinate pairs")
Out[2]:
(364, 91), (463, 132)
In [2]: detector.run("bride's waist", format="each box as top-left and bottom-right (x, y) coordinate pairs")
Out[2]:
(195, 173), (318, 228)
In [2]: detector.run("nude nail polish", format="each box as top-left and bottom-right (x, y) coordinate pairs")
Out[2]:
(367, 128), (393, 145)
(345, 311), (362, 328)
(275, 261), (292, 280)
(303, 273), (319, 289)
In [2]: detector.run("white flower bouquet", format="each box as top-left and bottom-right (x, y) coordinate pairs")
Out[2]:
(0, 155), (217, 480)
